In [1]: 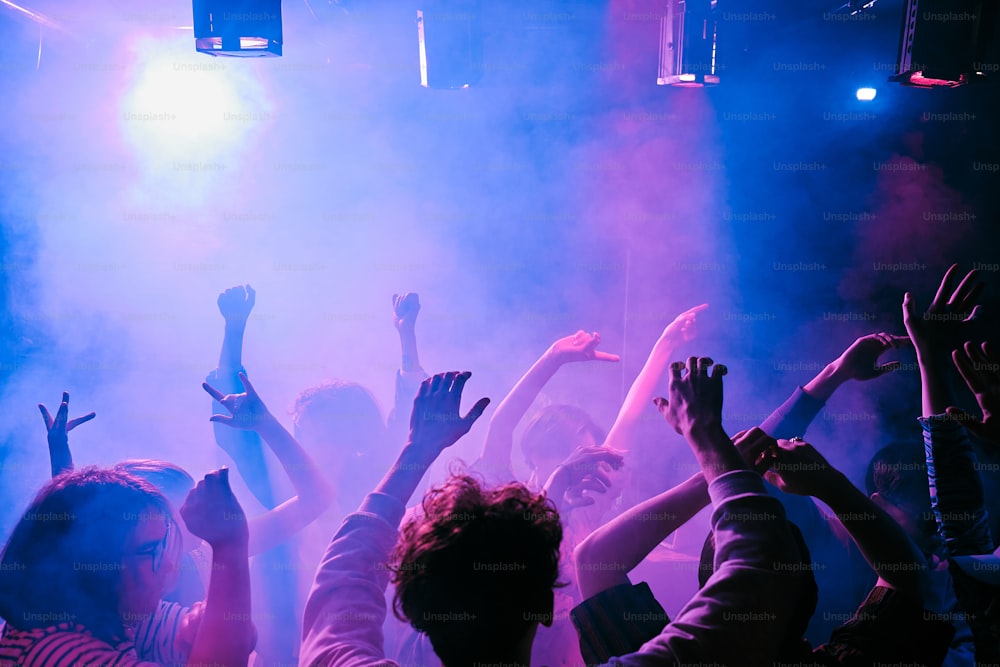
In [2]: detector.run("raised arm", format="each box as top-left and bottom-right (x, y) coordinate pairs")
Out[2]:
(573, 428), (774, 600)
(300, 372), (489, 666)
(948, 340), (1000, 445)
(217, 284), (255, 372)
(601, 305), (706, 453)
(903, 264), (983, 417)
(766, 439), (931, 599)
(204, 373), (334, 556)
(576, 357), (804, 667)
(477, 330), (619, 482)
(902, 264), (992, 557)
(180, 468), (256, 667)
(387, 293), (429, 448)
(38, 392), (95, 478)
(761, 332), (909, 440)
(209, 284), (278, 508)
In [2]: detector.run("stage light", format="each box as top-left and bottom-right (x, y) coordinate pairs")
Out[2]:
(193, 0), (282, 57)
(856, 87), (877, 100)
(891, 0), (995, 87)
(658, 0), (720, 87)
(416, 0), (484, 89)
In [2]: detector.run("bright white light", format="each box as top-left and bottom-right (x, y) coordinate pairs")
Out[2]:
(120, 37), (270, 163)
(856, 87), (877, 101)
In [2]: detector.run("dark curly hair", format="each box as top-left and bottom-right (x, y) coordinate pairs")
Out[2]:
(390, 475), (563, 666)
(0, 466), (179, 644)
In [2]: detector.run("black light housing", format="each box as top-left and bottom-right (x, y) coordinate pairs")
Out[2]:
(193, 0), (283, 57)
(891, 0), (996, 87)
(658, 0), (720, 87)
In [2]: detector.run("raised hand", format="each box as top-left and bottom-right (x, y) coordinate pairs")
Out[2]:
(656, 303), (708, 348)
(763, 439), (840, 497)
(180, 468), (249, 549)
(546, 330), (621, 365)
(829, 332), (911, 382)
(217, 284), (256, 324)
(653, 357), (727, 435)
(407, 372), (490, 457)
(544, 446), (625, 510)
(39, 392), (96, 448)
(392, 292), (421, 332)
(948, 341), (1000, 444)
(203, 372), (273, 431)
(903, 264), (983, 357)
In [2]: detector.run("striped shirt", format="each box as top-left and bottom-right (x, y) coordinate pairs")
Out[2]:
(0, 601), (191, 667)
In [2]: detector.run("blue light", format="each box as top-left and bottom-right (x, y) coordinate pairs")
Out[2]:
(856, 87), (877, 101)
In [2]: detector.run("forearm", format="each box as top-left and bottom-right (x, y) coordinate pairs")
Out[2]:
(480, 352), (561, 464)
(398, 327), (422, 374)
(802, 361), (848, 403)
(817, 474), (926, 597)
(48, 439), (73, 478)
(603, 337), (674, 451)
(373, 444), (436, 508)
(257, 417), (333, 508)
(917, 351), (957, 418)
(218, 321), (247, 371)
(187, 544), (254, 667)
(575, 473), (709, 599)
(684, 424), (747, 484)
(246, 418), (334, 555)
(214, 425), (278, 508)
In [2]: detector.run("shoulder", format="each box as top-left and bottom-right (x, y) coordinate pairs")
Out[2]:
(2, 623), (148, 667)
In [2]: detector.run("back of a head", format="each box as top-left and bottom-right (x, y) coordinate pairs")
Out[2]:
(293, 380), (393, 509)
(292, 380), (387, 452)
(115, 459), (195, 508)
(520, 404), (605, 471)
(865, 441), (938, 549)
(391, 475), (563, 666)
(0, 466), (177, 643)
(864, 441), (929, 503)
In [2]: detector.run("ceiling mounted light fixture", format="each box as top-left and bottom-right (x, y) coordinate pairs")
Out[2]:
(193, 0), (283, 57)
(658, 0), (720, 87)
(891, 0), (995, 87)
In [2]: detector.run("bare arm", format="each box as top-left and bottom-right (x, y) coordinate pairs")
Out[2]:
(767, 439), (930, 599)
(574, 472), (708, 599)
(948, 340), (1000, 444)
(204, 373), (334, 556)
(574, 427), (775, 600)
(575, 356), (746, 591)
(38, 392), (95, 478)
(210, 284), (279, 508)
(181, 469), (255, 667)
(802, 332), (910, 402)
(903, 264), (983, 418)
(478, 330), (619, 479)
(387, 293), (429, 448)
(246, 416), (334, 555)
(602, 305), (706, 453)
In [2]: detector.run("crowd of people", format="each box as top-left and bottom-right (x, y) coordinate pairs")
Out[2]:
(0, 263), (998, 667)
